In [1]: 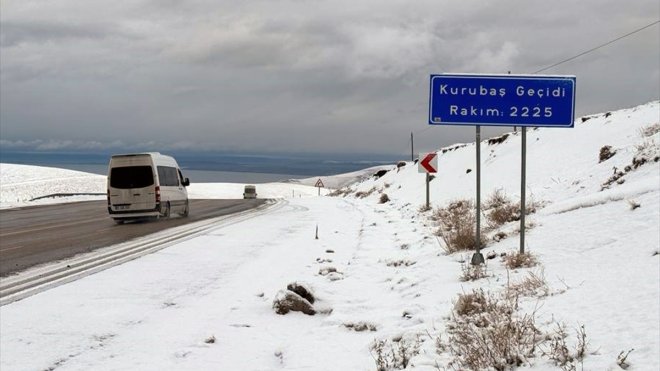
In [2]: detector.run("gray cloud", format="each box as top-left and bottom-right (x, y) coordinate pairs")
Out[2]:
(1, 0), (658, 157)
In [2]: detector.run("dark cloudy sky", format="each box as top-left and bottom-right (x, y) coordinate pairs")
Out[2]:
(1, 0), (658, 156)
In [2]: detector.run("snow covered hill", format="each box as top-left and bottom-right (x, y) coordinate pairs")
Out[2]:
(0, 101), (658, 370)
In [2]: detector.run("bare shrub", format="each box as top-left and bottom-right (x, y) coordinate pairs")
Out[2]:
(633, 139), (659, 168)
(503, 252), (538, 269)
(379, 193), (390, 204)
(489, 203), (521, 226)
(386, 259), (416, 267)
(484, 190), (540, 228)
(493, 231), (507, 242)
(434, 200), (484, 253)
(447, 293), (541, 370)
(328, 188), (352, 197)
(343, 321), (378, 332)
(454, 289), (496, 317)
(544, 323), (574, 370)
(601, 167), (626, 190)
(372, 339), (393, 371)
(371, 336), (421, 370)
(542, 323), (589, 371)
(355, 187), (377, 199)
(599, 145), (616, 162)
(459, 260), (489, 282)
(616, 349), (634, 369)
(575, 325), (588, 363)
(640, 122), (660, 137)
(506, 270), (549, 298)
(483, 189), (509, 210)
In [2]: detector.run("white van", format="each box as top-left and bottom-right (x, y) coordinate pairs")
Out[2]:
(107, 152), (190, 223)
(243, 185), (257, 199)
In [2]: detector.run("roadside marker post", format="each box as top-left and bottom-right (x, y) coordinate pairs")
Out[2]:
(428, 73), (576, 263)
(418, 152), (438, 209)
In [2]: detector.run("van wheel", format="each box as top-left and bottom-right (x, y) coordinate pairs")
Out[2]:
(181, 200), (189, 217)
(161, 202), (171, 218)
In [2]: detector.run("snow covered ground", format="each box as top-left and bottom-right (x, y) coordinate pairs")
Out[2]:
(0, 101), (658, 370)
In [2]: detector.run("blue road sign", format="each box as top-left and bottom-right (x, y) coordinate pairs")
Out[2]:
(429, 74), (576, 127)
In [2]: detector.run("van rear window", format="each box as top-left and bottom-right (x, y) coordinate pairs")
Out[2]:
(110, 166), (154, 189)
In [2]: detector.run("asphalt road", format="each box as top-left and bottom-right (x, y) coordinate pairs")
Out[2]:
(0, 199), (266, 276)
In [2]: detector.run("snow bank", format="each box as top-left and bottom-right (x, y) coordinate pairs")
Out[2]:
(0, 164), (106, 209)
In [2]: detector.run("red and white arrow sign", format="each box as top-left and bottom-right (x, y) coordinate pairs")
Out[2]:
(418, 152), (438, 173)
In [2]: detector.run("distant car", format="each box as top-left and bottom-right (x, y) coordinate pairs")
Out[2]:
(243, 185), (257, 199)
(107, 152), (190, 223)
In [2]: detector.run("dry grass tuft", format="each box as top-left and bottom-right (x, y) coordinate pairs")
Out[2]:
(640, 122), (660, 137)
(454, 289), (495, 316)
(447, 293), (541, 370)
(599, 145), (617, 162)
(386, 259), (416, 267)
(434, 200), (484, 253)
(506, 270), (549, 298)
(328, 188), (352, 197)
(503, 252), (539, 269)
(484, 189), (540, 229)
(344, 321), (378, 332)
(371, 336), (421, 370)
(379, 193), (390, 204)
(616, 349), (634, 370)
(459, 260), (489, 281)
(355, 187), (377, 199)
(542, 323), (589, 371)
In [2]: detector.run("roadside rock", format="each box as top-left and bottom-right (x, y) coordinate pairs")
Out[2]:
(273, 290), (316, 315)
(287, 282), (315, 304)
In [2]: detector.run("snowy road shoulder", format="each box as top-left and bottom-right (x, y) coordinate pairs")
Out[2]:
(0, 197), (441, 370)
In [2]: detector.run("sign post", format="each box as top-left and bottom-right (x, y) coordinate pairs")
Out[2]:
(418, 152), (438, 209)
(472, 126), (484, 265)
(429, 73), (576, 263)
(315, 178), (324, 196)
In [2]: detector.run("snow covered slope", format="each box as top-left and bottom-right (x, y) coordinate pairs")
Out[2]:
(350, 101), (659, 210)
(0, 164), (106, 208)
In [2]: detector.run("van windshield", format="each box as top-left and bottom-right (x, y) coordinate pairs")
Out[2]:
(110, 166), (154, 189)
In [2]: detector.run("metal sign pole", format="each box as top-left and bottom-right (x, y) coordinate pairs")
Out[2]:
(472, 126), (485, 265)
(426, 172), (430, 209)
(520, 127), (527, 254)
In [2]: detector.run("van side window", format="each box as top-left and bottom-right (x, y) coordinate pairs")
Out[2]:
(110, 166), (154, 189)
(157, 166), (179, 186)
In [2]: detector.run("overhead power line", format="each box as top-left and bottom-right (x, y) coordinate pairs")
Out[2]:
(533, 20), (660, 74)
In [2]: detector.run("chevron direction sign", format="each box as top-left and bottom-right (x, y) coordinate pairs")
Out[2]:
(418, 152), (438, 173)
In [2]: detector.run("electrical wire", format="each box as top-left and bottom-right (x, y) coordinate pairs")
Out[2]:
(533, 20), (659, 74)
